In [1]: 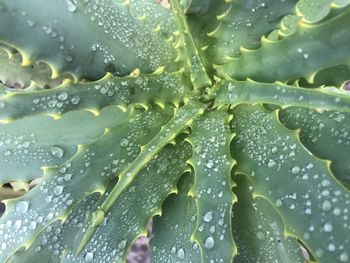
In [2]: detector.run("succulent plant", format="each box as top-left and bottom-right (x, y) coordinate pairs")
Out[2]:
(0, 0), (349, 262)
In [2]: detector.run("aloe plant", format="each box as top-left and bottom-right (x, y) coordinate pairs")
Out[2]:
(0, 0), (349, 262)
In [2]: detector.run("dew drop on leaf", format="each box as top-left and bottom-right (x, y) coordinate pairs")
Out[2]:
(57, 92), (68, 101)
(84, 252), (94, 262)
(16, 201), (29, 213)
(339, 252), (349, 262)
(177, 248), (185, 259)
(322, 200), (332, 211)
(65, 0), (77, 12)
(323, 222), (333, 232)
(50, 145), (64, 158)
(291, 165), (300, 174)
(120, 138), (129, 148)
(203, 211), (213, 222)
(204, 236), (214, 249)
(53, 185), (64, 196)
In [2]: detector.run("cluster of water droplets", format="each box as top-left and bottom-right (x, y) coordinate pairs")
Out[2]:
(189, 111), (235, 263)
(232, 105), (350, 262)
(212, 0), (294, 61)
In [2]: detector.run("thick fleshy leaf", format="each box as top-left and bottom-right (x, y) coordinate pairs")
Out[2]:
(297, 65), (350, 88)
(214, 79), (350, 112)
(0, 106), (128, 184)
(168, 0), (212, 90)
(232, 174), (305, 263)
(219, 8), (350, 82)
(297, 0), (350, 23)
(77, 101), (204, 252)
(0, 105), (174, 262)
(150, 173), (201, 263)
(0, 0), (177, 79)
(231, 104), (350, 263)
(0, 71), (187, 119)
(9, 140), (191, 263)
(279, 107), (350, 186)
(185, 0), (297, 66)
(188, 109), (236, 262)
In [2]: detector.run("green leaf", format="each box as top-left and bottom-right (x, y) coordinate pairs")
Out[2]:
(169, 0), (212, 90)
(0, 105), (128, 184)
(297, 65), (350, 88)
(150, 173), (201, 263)
(0, 0), (178, 79)
(232, 174), (305, 263)
(0, 71), (187, 120)
(77, 101), (204, 253)
(0, 47), (70, 88)
(188, 109), (236, 262)
(186, 0), (297, 66)
(214, 79), (350, 112)
(218, 8), (350, 82)
(231, 104), (350, 263)
(9, 140), (191, 263)
(297, 0), (350, 23)
(279, 107), (350, 186)
(181, 0), (210, 15)
(0, 104), (174, 262)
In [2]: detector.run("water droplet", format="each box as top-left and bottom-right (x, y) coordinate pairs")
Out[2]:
(16, 201), (29, 213)
(51, 145), (64, 158)
(3, 150), (12, 156)
(339, 252), (349, 262)
(177, 248), (185, 259)
(205, 159), (215, 169)
(203, 211), (212, 222)
(323, 222), (333, 232)
(29, 221), (37, 230)
(291, 165), (300, 174)
(322, 200), (332, 211)
(256, 231), (264, 240)
(85, 252), (94, 262)
(120, 138), (129, 148)
(204, 236), (214, 249)
(71, 96), (80, 105)
(118, 240), (126, 249)
(275, 199), (283, 207)
(53, 185), (64, 195)
(64, 55), (73, 62)
(57, 92), (68, 101)
(327, 243), (336, 251)
(65, 0), (77, 12)
(267, 159), (276, 167)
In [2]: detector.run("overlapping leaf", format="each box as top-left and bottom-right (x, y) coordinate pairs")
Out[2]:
(231, 104), (350, 263)
(0, 0), (178, 79)
(219, 8), (350, 82)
